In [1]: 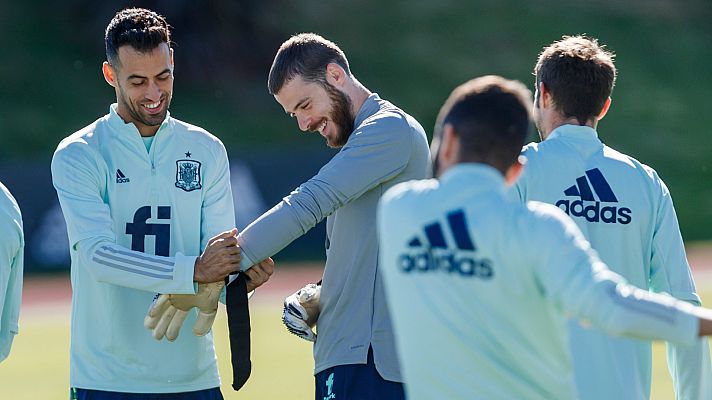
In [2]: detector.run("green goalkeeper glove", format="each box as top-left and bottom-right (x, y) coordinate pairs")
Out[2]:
(144, 281), (225, 341)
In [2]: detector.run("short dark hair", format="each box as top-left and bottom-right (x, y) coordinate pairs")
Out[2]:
(534, 35), (616, 125)
(105, 8), (171, 67)
(437, 75), (533, 173)
(268, 33), (351, 95)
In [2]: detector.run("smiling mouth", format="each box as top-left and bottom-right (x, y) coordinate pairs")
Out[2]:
(143, 99), (164, 114)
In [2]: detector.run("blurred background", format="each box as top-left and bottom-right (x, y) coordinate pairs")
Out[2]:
(1, 0), (711, 272)
(1, 0), (711, 398)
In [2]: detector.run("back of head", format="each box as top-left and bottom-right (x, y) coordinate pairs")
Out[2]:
(267, 33), (351, 94)
(437, 75), (533, 173)
(105, 8), (171, 67)
(534, 35), (616, 124)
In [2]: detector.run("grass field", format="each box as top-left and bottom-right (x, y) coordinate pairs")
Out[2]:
(1, 277), (711, 399)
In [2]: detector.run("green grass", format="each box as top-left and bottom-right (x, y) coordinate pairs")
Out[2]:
(2, 290), (711, 399)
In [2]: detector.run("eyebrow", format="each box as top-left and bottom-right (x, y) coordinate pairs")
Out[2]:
(126, 69), (172, 81)
(286, 97), (310, 114)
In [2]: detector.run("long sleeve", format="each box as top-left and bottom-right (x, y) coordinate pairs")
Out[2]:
(531, 203), (700, 346)
(648, 176), (711, 400)
(237, 114), (413, 269)
(0, 188), (23, 362)
(52, 142), (196, 294)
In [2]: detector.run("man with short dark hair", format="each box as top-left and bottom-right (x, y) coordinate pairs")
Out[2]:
(238, 33), (430, 398)
(513, 35), (711, 399)
(377, 74), (712, 400)
(52, 8), (272, 399)
(0, 181), (23, 364)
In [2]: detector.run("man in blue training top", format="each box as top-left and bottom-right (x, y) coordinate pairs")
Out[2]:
(52, 8), (272, 399)
(513, 35), (711, 400)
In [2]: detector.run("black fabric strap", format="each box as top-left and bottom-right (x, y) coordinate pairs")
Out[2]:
(225, 273), (251, 391)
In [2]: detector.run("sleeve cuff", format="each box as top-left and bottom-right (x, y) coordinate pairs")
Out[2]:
(173, 253), (198, 294)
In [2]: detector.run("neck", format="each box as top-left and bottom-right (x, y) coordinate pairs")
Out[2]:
(542, 114), (597, 140)
(116, 106), (160, 137)
(346, 79), (372, 116)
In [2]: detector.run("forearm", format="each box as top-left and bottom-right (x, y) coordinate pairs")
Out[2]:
(582, 279), (700, 345)
(237, 194), (324, 270)
(77, 237), (196, 294)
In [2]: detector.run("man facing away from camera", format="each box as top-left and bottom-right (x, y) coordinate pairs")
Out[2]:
(378, 74), (712, 400)
(513, 35), (711, 400)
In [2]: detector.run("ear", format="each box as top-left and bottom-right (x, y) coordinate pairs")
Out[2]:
(325, 63), (346, 87)
(538, 82), (552, 109)
(102, 61), (117, 88)
(597, 97), (612, 120)
(504, 157), (524, 185)
(437, 123), (460, 174)
(170, 48), (175, 70)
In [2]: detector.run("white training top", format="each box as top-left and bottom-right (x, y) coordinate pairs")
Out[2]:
(514, 124), (711, 400)
(0, 181), (23, 363)
(52, 105), (235, 392)
(379, 163), (701, 400)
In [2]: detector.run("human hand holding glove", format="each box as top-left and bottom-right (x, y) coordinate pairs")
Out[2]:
(282, 283), (321, 342)
(144, 280), (225, 341)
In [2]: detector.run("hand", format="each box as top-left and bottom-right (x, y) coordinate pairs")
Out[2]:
(244, 257), (275, 292)
(144, 280), (225, 341)
(282, 283), (321, 342)
(194, 229), (241, 283)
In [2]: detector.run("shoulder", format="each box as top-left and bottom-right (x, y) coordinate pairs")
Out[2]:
(524, 200), (590, 249)
(170, 118), (227, 151)
(380, 179), (439, 215)
(53, 119), (106, 166)
(0, 182), (23, 238)
(358, 101), (425, 142)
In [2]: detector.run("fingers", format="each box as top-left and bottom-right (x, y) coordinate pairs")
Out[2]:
(166, 309), (189, 341)
(146, 294), (171, 320)
(207, 228), (239, 245)
(193, 311), (217, 336)
(244, 257), (276, 291)
(152, 305), (178, 340)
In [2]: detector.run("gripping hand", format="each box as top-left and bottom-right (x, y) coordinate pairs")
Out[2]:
(144, 280), (225, 341)
(282, 283), (321, 342)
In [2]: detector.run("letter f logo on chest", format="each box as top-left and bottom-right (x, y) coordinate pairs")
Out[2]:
(125, 206), (171, 256)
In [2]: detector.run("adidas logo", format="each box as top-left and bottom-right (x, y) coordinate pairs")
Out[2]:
(399, 209), (493, 279)
(555, 168), (631, 224)
(116, 169), (130, 184)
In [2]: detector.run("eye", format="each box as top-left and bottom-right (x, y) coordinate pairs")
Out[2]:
(301, 102), (311, 110)
(130, 80), (144, 87)
(157, 74), (170, 81)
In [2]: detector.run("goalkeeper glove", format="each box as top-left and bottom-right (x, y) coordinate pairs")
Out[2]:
(144, 280), (225, 341)
(282, 283), (320, 342)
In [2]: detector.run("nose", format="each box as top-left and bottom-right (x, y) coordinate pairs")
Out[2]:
(297, 114), (311, 132)
(146, 80), (162, 102)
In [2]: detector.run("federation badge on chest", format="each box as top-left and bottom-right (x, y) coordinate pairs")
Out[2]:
(175, 159), (202, 192)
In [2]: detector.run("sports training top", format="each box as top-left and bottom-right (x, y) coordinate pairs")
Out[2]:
(52, 105), (235, 392)
(379, 163), (702, 400)
(514, 124), (711, 400)
(236, 93), (430, 379)
(0, 181), (23, 362)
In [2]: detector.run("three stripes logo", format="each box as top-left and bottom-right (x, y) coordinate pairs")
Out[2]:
(116, 169), (130, 184)
(555, 168), (632, 224)
(399, 209), (493, 279)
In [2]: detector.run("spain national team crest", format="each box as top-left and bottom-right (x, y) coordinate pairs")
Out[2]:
(175, 159), (202, 192)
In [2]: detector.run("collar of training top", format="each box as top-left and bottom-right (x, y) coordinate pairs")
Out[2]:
(547, 124), (599, 142)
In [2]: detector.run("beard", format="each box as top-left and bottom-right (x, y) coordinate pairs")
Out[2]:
(118, 82), (171, 128)
(322, 82), (355, 148)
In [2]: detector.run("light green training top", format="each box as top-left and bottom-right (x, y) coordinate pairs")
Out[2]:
(0, 181), (23, 363)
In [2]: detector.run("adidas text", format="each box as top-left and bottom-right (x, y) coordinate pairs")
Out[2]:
(399, 250), (493, 279)
(555, 199), (632, 224)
